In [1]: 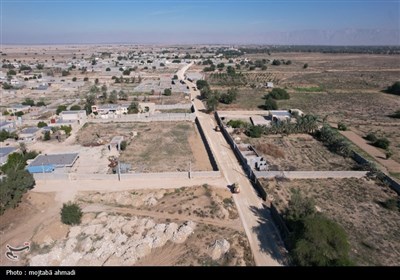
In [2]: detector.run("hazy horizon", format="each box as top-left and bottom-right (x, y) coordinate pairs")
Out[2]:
(1, 0), (399, 46)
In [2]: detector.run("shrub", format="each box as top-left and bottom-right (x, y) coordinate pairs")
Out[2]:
(263, 97), (278, 110)
(268, 88), (290, 100)
(69, 105), (81, 111)
(120, 140), (127, 151)
(37, 121), (48, 128)
(373, 138), (390, 150)
(272, 59), (281, 66)
(246, 125), (263, 138)
(60, 202), (82, 225)
(337, 122), (347, 131)
(227, 119), (247, 128)
(365, 133), (377, 142)
(44, 131), (51, 141)
(303, 63), (308, 69)
(72, 77), (77, 82)
(380, 198), (399, 211)
(386, 81), (400, 95)
(163, 88), (172, 96)
(291, 215), (353, 266)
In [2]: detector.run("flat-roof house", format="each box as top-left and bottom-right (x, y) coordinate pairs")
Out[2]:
(266, 82), (274, 88)
(0, 121), (16, 133)
(19, 127), (41, 142)
(59, 110), (87, 122)
(6, 105), (31, 115)
(0, 147), (17, 166)
(91, 104), (128, 115)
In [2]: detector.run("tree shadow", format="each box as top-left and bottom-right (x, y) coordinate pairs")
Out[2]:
(248, 204), (290, 266)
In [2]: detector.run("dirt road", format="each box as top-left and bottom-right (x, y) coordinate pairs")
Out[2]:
(339, 129), (400, 173)
(185, 74), (287, 265)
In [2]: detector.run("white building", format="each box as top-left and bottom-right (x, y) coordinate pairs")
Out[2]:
(91, 104), (128, 115)
(59, 110), (87, 122)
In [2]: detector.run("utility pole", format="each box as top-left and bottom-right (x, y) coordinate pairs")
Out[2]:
(188, 160), (191, 179)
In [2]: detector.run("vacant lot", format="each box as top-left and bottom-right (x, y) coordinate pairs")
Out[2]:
(23, 185), (253, 266)
(260, 177), (400, 266)
(237, 133), (357, 171)
(76, 122), (212, 172)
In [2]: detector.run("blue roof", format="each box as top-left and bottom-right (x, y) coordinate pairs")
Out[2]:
(27, 165), (54, 173)
(0, 147), (17, 158)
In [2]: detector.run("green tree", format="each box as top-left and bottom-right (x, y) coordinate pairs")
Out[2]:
(268, 88), (290, 100)
(36, 101), (46, 107)
(44, 130), (51, 141)
(163, 88), (172, 96)
(263, 97), (278, 110)
(206, 90), (220, 112)
(61, 70), (69, 76)
(120, 140), (127, 151)
(60, 202), (82, 225)
(84, 93), (96, 114)
(196, 80), (209, 90)
(37, 121), (48, 128)
(123, 69), (131, 75)
(60, 125), (72, 136)
(272, 59), (281, 66)
(72, 77), (77, 82)
(303, 63), (309, 69)
(83, 77), (89, 82)
(7, 69), (17, 76)
(0, 169), (35, 215)
(285, 189), (316, 222)
(36, 64), (44, 70)
(56, 105), (67, 115)
(22, 98), (35, 106)
(219, 88), (238, 104)
(109, 91), (118, 104)
(105, 67), (111, 71)
(389, 109), (400, 119)
(70, 105), (81, 111)
(291, 215), (352, 266)
(337, 122), (347, 131)
(128, 101), (139, 114)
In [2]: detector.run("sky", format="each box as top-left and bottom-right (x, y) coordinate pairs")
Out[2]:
(1, 0), (399, 45)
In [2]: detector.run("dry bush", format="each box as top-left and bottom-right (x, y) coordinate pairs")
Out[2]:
(255, 143), (285, 158)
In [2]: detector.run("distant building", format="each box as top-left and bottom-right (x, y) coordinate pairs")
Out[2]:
(91, 104), (128, 115)
(0, 121), (16, 133)
(0, 147), (17, 166)
(6, 105), (31, 115)
(266, 82), (274, 88)
(26, 153), (79, 173)
(59, 110), (87, 122)
(18, 127), (41, 142)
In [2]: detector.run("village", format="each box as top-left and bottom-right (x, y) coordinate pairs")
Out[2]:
(1, 44), (400, 266)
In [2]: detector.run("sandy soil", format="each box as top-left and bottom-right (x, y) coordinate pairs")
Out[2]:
(261, 177), (400, 266)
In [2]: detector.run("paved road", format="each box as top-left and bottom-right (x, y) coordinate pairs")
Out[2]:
(185, 76), (287, 265)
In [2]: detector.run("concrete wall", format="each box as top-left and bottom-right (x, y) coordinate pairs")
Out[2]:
(33, 170), (220, 181)
(195, 118), (219, 171)
(91, 113), (195, 123)
(353, 152), (400, 195)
